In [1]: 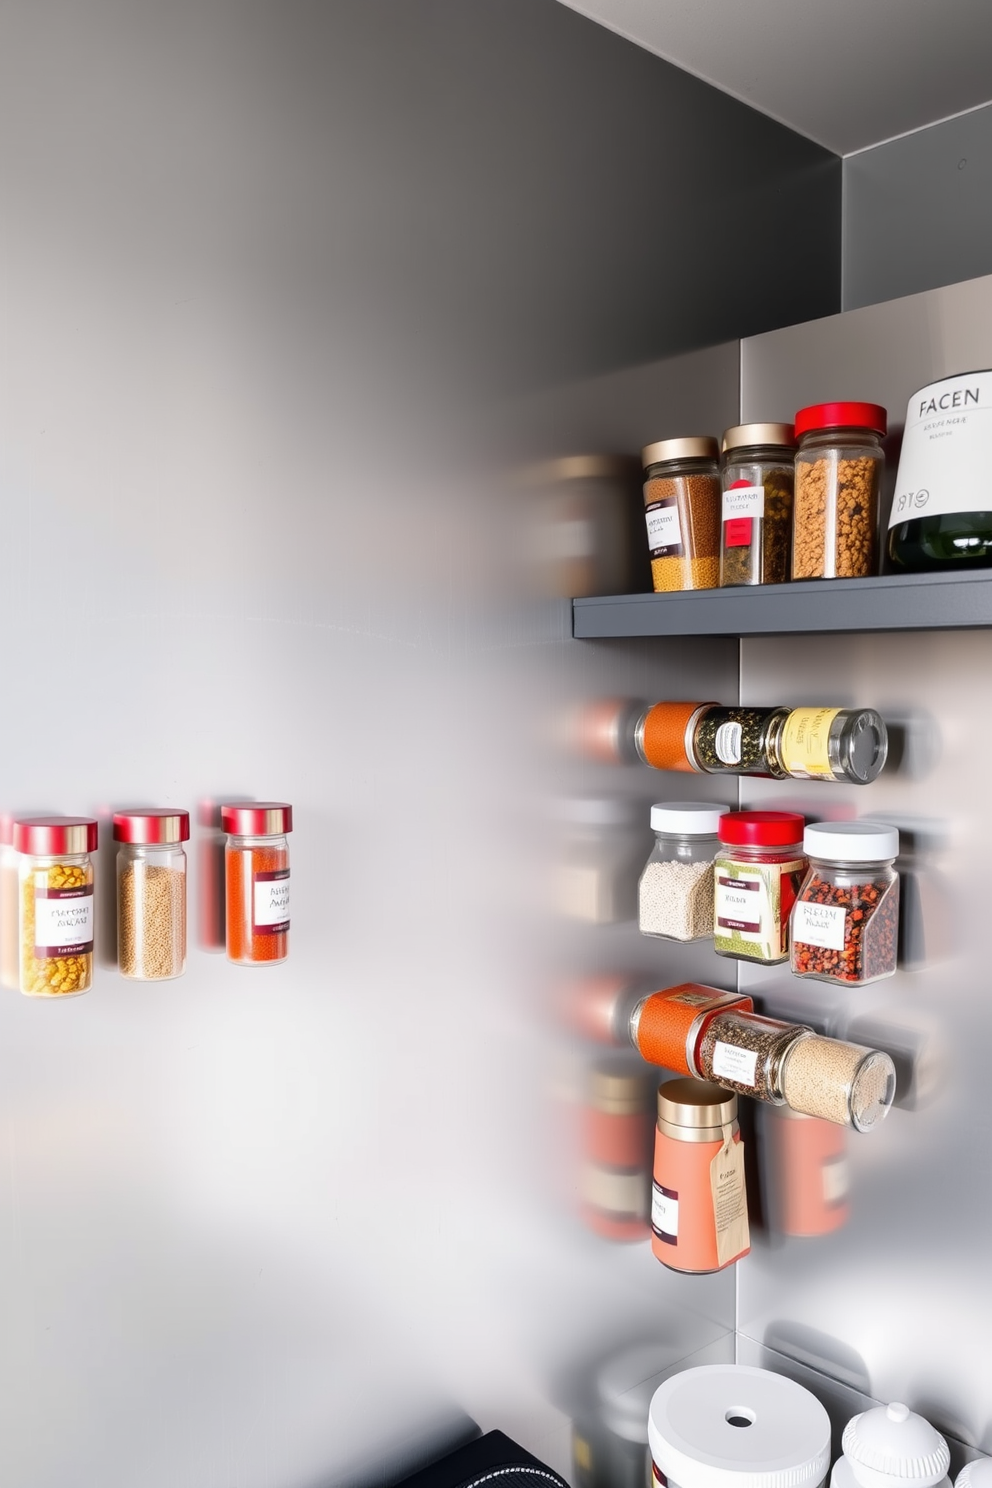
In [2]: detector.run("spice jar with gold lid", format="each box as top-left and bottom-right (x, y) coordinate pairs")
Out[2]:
(642, 438), (721, 592)
(651, 1078), (749, 1273)
(14, 815), (98, 998)
(720, 423), (795, 587)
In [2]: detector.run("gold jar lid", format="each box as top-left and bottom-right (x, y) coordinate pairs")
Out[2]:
(657, 1077), (737, 1128)
(721, 422), (795, 454)
(642, 436), (718, 467)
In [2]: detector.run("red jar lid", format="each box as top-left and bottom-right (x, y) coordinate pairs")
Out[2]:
(113, 809), (190, 844)
(795, 401), (887, 436)
(220, 802), (293, 836)
(719, 810), (805, 846)
(13, 815), (99, 854)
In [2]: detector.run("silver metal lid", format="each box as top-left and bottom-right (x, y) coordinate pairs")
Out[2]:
(657, 1077), (737, 1128)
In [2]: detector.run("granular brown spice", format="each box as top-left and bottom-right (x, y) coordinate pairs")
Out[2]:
(697, 1010), (806, 1100)
(780, 1036), (895, 1129)
(119, 862), (186, 980)
(791, 869), (898, 984)
(645, 473), (720, 592)
(793, 455), (880, 578)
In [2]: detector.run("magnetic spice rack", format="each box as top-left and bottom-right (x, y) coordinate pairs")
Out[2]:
(572, 569), (992, 639)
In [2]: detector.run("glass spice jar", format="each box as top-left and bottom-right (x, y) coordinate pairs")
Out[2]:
(713, 811), (806, 964)
(689, 704), (790, 777)
(629, 984), (754, 1075)
(791, 821), (900, 985)
(792, 402), (887, 579)
(638, 802), (725, 942)
(773, 706), (888, 785)
(13, 816), (98, 998)
(114, 809), (189, 981)
(652, 1078), (749, 1273)
(719, 423), (795, 587)
(778, 1034), (896, 1131)
(641, 437), (721, 592)
(696, 1008), (810, 1102)
(221, 802), (292, 966)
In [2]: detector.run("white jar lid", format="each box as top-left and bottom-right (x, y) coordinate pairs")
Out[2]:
(956, 1462), (992, 1488)
(803, 821), (899, 861)
(842, 1403), (950, 1488)
(648, 1365), (831, 1488)
(651, 802), (726, 835)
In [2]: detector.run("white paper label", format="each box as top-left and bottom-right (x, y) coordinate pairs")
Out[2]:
(889, 372), (992, 526)
(711, 1041), (759, 1087)
(715, 720), (743, 764)
(651, 1183), (679, 1241)
(645, 505), (682, 553)
(253, 870), (290, 932)
(722, 484), (764, 521)
(792, 898), (846, 951)
(822, 1154), (850, 1206)
(35, 886), (94, 955)
(716, 870), (764, 935)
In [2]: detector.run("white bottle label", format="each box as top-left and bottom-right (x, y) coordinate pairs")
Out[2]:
(253, 870), (290, 933)
(823, 1155), (850, 1206)
(711, 1041), (759, 1087)
(715, 721), (743, 764)
(651, 1183), (679, 1242)
(715, 871), (763, 935)
(792, 898), (846, 951)
(889, 371), (992, 525)
(645, 504), (683, 555)
(34, 885), (94, 956)
(722, 484), (764, 521)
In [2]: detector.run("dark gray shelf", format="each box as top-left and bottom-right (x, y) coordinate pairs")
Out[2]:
(572, 569), (992, 638)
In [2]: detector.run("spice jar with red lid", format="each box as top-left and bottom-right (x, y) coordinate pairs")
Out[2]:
(713, 811), (806, 965)
(792, 401), (887, 579)
(13, 815), (99, 997)
(791, 821), (900, 985)
(114, 809), (189, 981)
(221, 803), (292, 966)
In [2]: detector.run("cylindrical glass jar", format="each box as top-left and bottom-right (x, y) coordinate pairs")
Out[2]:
(114, 809), (189, 981)
(696, 1009), (810, 1103)
(630, 984), (754, 1075)
(772, 705), (888, 784)
(689, 704), (789, 777)
(221, 803), (292, 966)
(652, 1078), (749, 1273)
(649, 1365), (831, 1488)
(778, 1034), (896, 1131)
(791, 822), (900, 985)
(720, 423), (795, 587)
(713, 811), (806, 964)
(888, 370), (992, 571)
(641, 437), (721, 592)
(638, 802), (725, 941)
(792, 402), (887, 579)
(13, 816), (98, 998)
(634, 699), (713, 773)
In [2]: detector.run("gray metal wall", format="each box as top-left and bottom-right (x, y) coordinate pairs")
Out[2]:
(844, 103), (992, 311)
(0, 3), (842, 1486)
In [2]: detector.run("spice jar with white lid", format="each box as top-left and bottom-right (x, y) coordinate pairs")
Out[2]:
(221, 803), (292, 966)
(648, 1364), (831, 1488)
(791, 822), (900, 985)
(13, 815), (99, 997)
(642, 438), (721, 592)
(714, 811), (806, 964)
(720, 423), (795, 587)
(638, 803), (725, 942)
(793, 402), (887, 579)
(832, 1403), (951, 1488)
(114, 809), (189, 981)
(956, 1464), (992, 1488)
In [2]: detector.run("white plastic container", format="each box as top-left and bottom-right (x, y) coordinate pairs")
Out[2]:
(831, 1403), (951, 1488)
(648, 1365), (830, 1488)
(955, 1462), (992, 1488)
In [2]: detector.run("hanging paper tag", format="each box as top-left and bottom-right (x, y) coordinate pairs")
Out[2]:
(709, 1123), (749, 1267)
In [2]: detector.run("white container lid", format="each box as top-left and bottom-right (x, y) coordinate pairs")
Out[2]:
(651, 802), (726, 835)
(648, 1365), (831, 1488)
(842, 1403), (950, 1488)
(956, 1462), (992, 1488)
(803, 821), (899, 862)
